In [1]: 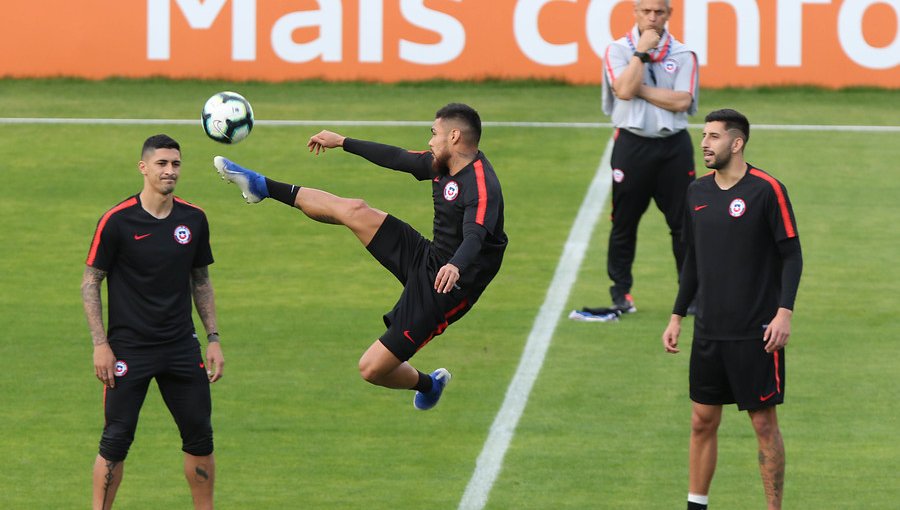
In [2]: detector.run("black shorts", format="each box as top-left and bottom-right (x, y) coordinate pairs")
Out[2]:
(367, 215), (473, 362)
(99, 340), (213, 461)
(689, 338), (785, 411)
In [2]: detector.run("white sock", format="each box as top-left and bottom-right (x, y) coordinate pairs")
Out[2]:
(688, 493), (709, 505)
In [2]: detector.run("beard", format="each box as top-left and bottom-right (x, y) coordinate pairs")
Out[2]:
(432, 151), (451, 176)
(705, 151), (732, 170)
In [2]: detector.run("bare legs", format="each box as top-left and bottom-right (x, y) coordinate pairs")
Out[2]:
(750, 406), (785, 509)
(688, 403), (785, 509)
(290, 187), (423, 390)
(689, 403), (721, 498)
(293, 188), (386, 246)
(184, 453), (215, 510)
(358, 341), (420, 389)
(93, 453), (214, 509)
(92, 455), (123, 510)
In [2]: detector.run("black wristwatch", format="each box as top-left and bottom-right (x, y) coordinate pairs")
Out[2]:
(633, 51), (651, 63)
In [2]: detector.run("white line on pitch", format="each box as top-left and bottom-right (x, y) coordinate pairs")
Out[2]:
(1, 117), (899, 132)
(457, 137), (615, 510)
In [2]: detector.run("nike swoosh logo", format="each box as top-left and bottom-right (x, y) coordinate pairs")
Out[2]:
(759, 391), (777, 402)
(134, 233), (152, 240)
(403, 330), (417, 345)
(694, 205), (709, 211)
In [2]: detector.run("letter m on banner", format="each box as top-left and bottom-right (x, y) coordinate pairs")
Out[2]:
(148, 0), (257, 60)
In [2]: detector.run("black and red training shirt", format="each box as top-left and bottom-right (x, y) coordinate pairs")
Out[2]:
(675, 164), (802, 341)
(342, 138), (507, 293)
(86, 194), (213, 349)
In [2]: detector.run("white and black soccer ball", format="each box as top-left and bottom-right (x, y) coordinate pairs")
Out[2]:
(201, 91), (254, 144)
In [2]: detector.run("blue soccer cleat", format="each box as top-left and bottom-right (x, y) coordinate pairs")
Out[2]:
(414, 368), (451, 411)
(213, 156), (269, 204)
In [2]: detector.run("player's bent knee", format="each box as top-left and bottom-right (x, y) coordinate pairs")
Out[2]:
(358, 360), (384, 385)
(358, 354), (398, 386)
(341, 198), (371, 219)
(342, 198), (385, 228)
(358, 339), (403, 386)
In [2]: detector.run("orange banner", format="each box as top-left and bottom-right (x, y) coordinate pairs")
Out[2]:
(2, 1), (898, 88)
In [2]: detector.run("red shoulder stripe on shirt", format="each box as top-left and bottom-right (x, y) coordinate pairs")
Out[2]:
(749, 168), (796, 238)
(604, 46), (616, 84)
(86, 197), (138, 266)
(174, 196), (204, 212)
(473, 160), (488, 225)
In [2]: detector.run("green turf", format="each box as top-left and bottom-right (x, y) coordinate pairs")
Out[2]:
(0, 79), (898, 509)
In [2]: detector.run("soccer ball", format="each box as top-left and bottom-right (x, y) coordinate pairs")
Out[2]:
(201, 91), (254, 144)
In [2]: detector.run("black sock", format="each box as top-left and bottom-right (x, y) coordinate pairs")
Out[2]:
(265, 178), (300, 206)
(687, 502), (707, 510)
(412, 371), (433, 393)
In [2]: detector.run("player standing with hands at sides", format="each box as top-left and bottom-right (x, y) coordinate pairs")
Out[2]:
(580, 0), (698, 318)
(662, 110), (803, 510)
(82, 134), (224, 510)
(212, 103), (506, 411)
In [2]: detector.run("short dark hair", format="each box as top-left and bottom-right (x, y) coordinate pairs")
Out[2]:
(435, 103), (481, 145)
(705, 109), (750, 146)
(142, 134), (180, 159)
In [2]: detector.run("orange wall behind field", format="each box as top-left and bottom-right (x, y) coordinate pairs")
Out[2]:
(1, 0), (898, 88)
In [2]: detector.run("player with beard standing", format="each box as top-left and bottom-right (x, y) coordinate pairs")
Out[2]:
(212, 103), (507, 411)
(662, 109), (802, 510)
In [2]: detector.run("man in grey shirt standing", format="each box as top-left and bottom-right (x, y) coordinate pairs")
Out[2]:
(582, 0), (699, 317)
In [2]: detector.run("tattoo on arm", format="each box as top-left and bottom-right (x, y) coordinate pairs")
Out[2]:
(82, 266), (108, 346)
(191, 266), (218, 335)
(310, 214), (341, 224)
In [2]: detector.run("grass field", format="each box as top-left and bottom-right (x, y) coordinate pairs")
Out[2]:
(1, 79), (898, 509)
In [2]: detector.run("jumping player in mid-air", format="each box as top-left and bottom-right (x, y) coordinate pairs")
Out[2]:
(213, 103), (507, 411)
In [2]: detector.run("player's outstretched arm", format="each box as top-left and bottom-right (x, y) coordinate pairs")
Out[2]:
(308, 130), (346, 155)
(343, 139), (435, 179)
